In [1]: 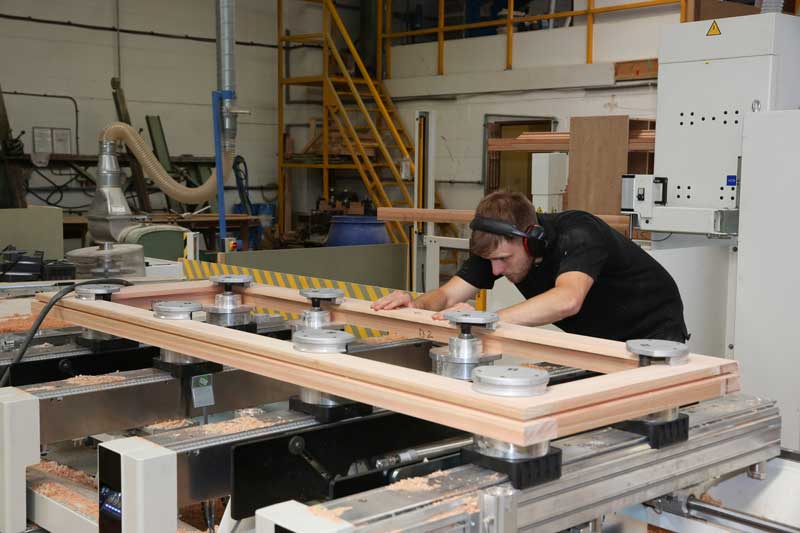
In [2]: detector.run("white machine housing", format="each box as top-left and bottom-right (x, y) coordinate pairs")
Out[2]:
(623, 14), (800, 234)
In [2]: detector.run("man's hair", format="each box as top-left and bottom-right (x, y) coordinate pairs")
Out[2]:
(470, 191), (538, 257)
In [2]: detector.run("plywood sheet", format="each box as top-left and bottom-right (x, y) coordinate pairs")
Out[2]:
(567, 116), (630, 216)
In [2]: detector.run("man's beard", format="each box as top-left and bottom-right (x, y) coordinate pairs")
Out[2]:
(505, 271), (524, 283)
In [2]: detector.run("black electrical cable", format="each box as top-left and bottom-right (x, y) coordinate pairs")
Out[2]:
(27, 169), (93, 208)
(233, 155), (254, 216)
(0, 278), (133, 388)
(0, 12), (323, 50)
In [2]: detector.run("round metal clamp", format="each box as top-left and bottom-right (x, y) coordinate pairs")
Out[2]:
(300, 287), (344, 307)
(292, 328), (354, 353)
(627, 339), (690, 366)
(74, 283), (122, 301)
(210, 274), (253, 292)
(443, 310), (500, 332)
(152, 300), (202, 320)
(471, 365), (550, 397)
(210, 274), (253, 286)
(473, 434), (550, 460)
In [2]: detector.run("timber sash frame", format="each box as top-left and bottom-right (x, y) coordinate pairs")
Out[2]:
(34, 282), (739, 447)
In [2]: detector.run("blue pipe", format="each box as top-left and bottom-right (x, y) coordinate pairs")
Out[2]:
(212, 89), (235, 250)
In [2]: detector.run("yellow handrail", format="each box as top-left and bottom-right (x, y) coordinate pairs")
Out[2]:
(324, 34), (412, 205)
(324, 0), (416, 185)
(379, 0), (686, 69)
(326, 80), (407, 243)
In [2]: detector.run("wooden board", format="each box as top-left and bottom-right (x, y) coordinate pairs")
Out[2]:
(377, 208), (631, 238)
(567, 116), (631, 216)
(614, 59), (658, 82)
(487, 130), (654, 153)
(34, 286), (739, 446)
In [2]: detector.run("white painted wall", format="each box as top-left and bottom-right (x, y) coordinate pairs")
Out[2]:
(0, 0), (357, 212)
(396, 84), (658, 210)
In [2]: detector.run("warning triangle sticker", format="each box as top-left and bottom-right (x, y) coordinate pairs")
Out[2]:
(707, 20), (721, 37)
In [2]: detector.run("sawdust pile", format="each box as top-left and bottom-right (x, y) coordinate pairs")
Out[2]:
(146, 418), (193, 431)
(0, 314), (73, 333)
(64, 374), (126, 386)
(31, 460), (97, 488)
(31, 481), (98, 518)
(308, 504), (352, 522)
(25, 385), (56, 392)
(200, 415), (278, 435)
(387, 471), (446, 492)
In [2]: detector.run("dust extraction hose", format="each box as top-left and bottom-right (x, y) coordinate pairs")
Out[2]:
(100, 122), (233, 204)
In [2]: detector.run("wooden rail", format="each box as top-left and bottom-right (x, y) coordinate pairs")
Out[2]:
(377, 208), (632, 238)
(488, 130), (655, 153)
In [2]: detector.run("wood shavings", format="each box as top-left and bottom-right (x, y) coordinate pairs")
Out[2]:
(387, 471), (447, 492)
(30, 480), (98, 518)
(200, 415), (278, 435)
(146, 418), (193, 431)
(698, 492), (723, 507)
(24, 385), (56, 392)
(308, 504), (351, 522)
(64, 374), (126, 386)
(0, 314), (73, 333)
(31, 460), (97, 488)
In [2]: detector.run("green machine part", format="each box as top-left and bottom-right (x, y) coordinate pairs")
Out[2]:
(119, 224), (186, 261)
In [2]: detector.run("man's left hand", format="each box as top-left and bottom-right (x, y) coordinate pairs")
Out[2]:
(432, 302), (476, 320)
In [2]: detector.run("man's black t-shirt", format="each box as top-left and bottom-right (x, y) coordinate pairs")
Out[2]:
(456, 211), (688, 342)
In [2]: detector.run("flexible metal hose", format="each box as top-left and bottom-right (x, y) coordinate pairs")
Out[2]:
(100, 122), (233, 204)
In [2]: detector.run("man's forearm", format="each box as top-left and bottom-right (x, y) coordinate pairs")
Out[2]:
(412, 288), (451, 311)
(497, 286), (581, 326)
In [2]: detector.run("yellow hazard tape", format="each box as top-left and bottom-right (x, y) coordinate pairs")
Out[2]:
(181, 259), (413, 338)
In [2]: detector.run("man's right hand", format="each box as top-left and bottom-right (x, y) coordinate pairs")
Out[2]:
(371, 290), (414, 311)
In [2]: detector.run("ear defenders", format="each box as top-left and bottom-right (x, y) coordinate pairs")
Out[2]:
(469, 215), (548, 257)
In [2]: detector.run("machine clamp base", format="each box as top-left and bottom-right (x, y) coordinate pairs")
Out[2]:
(461, 445), (562, 490)
(152, 358), (224, 379)
(76, 336), (138, 352)
(289, 396), (373, 424)
(614, 413), (689, 449)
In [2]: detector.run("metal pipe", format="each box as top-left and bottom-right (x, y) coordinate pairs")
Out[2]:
(217, 0), (237, 151)
(115, 0), (122, 81)
(686, 497), (800, 533)
(215, 0), (237, 248)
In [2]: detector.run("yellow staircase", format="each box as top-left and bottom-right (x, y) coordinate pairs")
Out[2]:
(277, 0), (418, 244)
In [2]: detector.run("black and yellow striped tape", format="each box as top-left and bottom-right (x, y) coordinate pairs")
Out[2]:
(181, 259), (416, 339)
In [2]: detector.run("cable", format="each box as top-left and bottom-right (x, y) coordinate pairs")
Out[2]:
(651, 233), (673, 242)
(0, 12), (322, 50)
(233, 155), (254, 216)
(0, 278), (133, 388)
(26, 169), (92, 209)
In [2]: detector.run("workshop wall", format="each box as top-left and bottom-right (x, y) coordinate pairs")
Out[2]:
(389, 3), (676, 210)
(0, 0), (357, 212)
